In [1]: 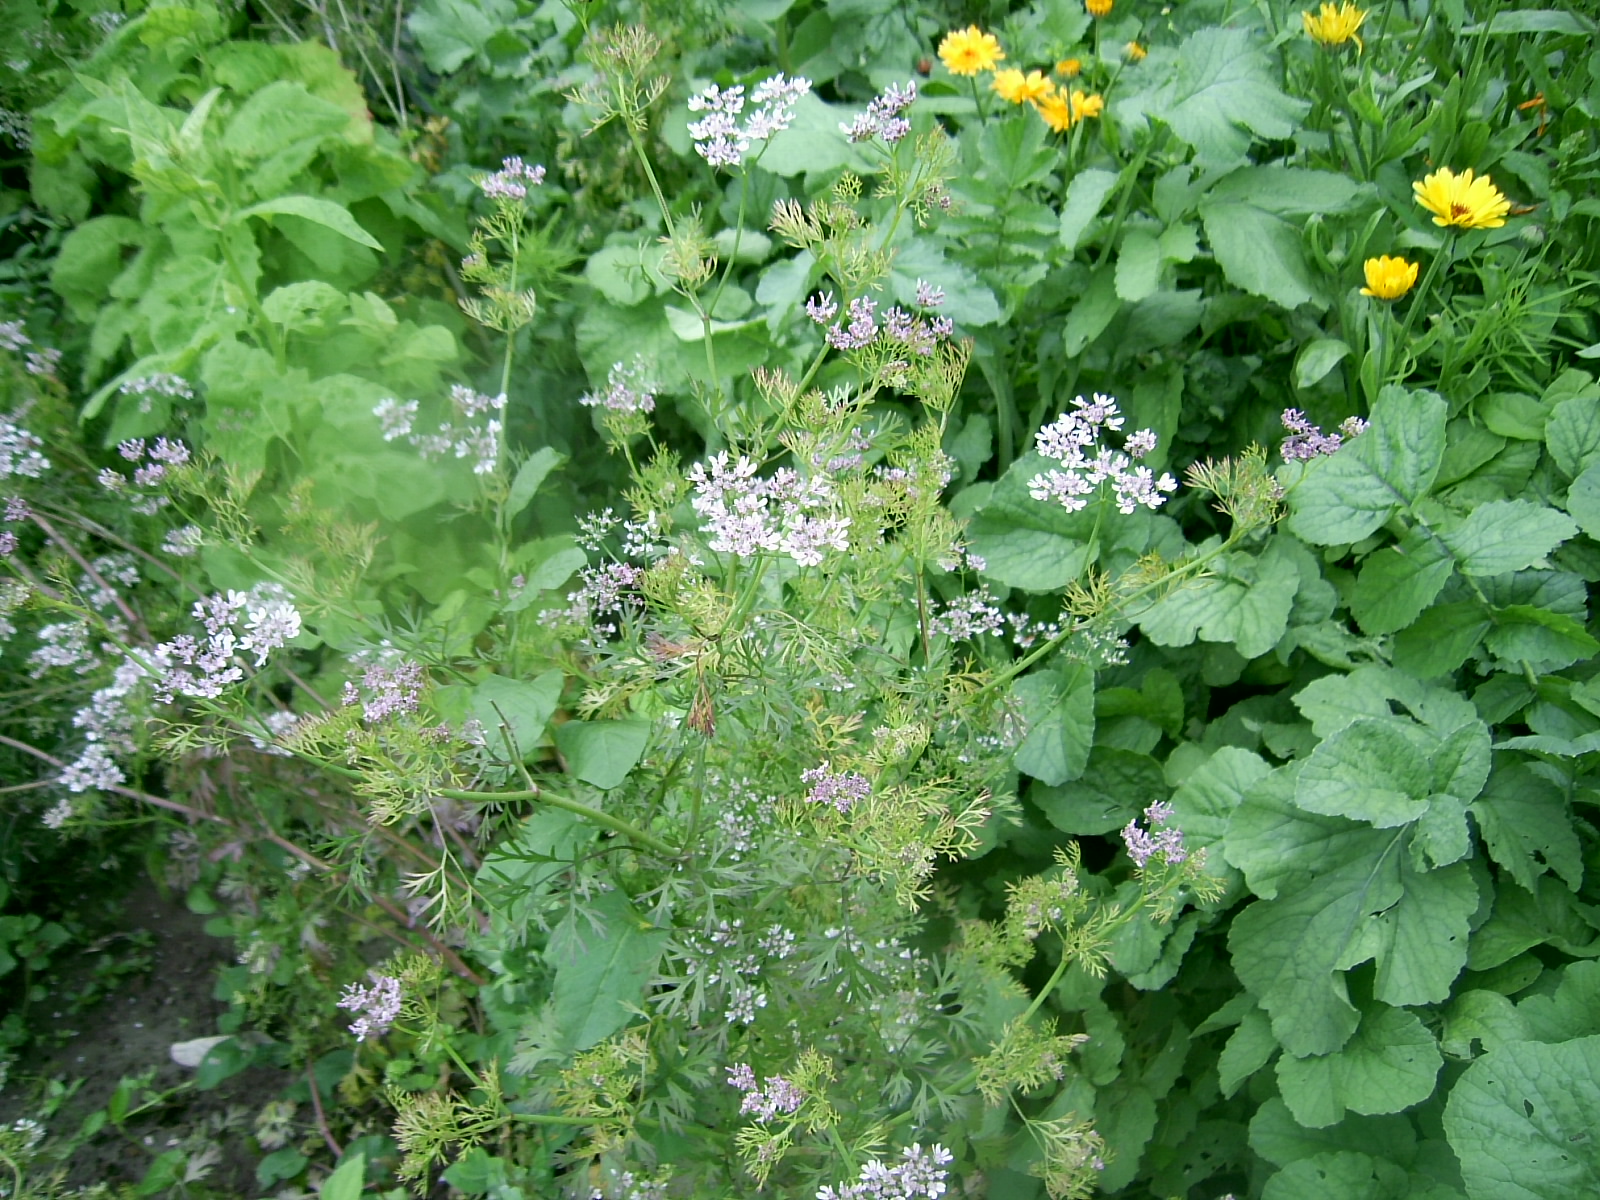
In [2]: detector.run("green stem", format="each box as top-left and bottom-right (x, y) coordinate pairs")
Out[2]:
(1390, 235), (1453, 383)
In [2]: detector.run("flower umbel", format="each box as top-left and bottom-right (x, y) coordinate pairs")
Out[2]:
(1360, 255), (1419, 300)
(937, 26), (1004, 76)
(1413, 167), (1512, 230)
(1302, 2), (1367, 50)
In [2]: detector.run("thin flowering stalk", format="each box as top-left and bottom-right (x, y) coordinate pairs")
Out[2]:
(26, 512), (150, 641)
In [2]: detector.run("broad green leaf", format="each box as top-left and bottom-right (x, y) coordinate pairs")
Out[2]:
(407, 0), (518, 73)
(1138, 28), (1308, 166)
(1249, 1096), (1419, 1170)
(1518, 962), (1600, 1043)
(1171, 745), (1271, 871)
(1261, 1151), (1411, 1200)
(554, 720), (651, 790)
(507, 448), (562, 519)
(1292, 664), (1478, 739)
(585, 243), (657, 306)
(1350, 528), (1454, 635)
(1219, 1006), (1277, 1096)
(761, 93), (877, 177)
(1209, 165), (1369, 215)
(1471, 759), (1584, 893)
(1199, 201), (1319, 309)
(234, 196), (384, 250)
(1093, 1082), (1158, 1191)
(1467, 877), (1600, 971)
(1393, 603), (1492, 678)
(967, 452), (1095, 591)
(261, 280), (346, 328)
(1115, 228), (1162, 302)
(1062, 265), (1119, 355)
(1464, 9), (1596, 33)
(1014, 666), (1094, 785)
(1439, 500), (1576, 576)
(51, 216), (147, 320)
(1295, 718), (1435, 827)
(1563, 462), (1600, 540)
(888, 240), (1000, 327)
(1443, 1035), (1600, 1200)
(1483, 605), (1600, 671)
(1295, 338), (1353, 389)
(1033, 747), (1160, 835)
(1287, 386), (1447, 543)
(1133, 536), (1299, 658)
(468, 671), (563, 760)
(1059, 168), (1119, 252)
(547, 891), (667, 1053)
(1276, 1005), (1442, 1127)
(1546, 388), (1600, 478)
(221, 80), (351, 162)
(1227, 767), (1476, 1054)
(319, 1153), (365, 1200)
(1443, 989), (1531, 1058)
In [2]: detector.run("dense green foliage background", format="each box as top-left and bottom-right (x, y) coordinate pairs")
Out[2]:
(3, 0), (1600, 1197)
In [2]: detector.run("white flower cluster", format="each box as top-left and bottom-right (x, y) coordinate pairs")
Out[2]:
(1028, 393), (1177, 515)
(151, 584), (302, 703)
(373, 385), (506, 475)
(336, 974), (402, 1041)
(580, 357), (656, 415)
(816, 1144), (955, 1199)
(479, 155), (545, 201)
(98, 437), (191, 515)
(688, 75), (811, 169)
(841, 80), (918, 144)
(0, 411), (49, 480)
(687, 453), (851, 567)
(118, 373), (196, 415)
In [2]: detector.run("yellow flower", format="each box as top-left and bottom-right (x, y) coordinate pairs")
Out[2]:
(1056, 58), (1082, 77)
(1302, 2), (1367, 51)
(1413, 166), (1512, 230)
(1070, 90), (1106, 121)
(1360, 255), (1419, 300)
(993, 68), (1052, 105)
(938, 25), (1004, 76)
(1035, 88), (1074, 132)
(1125, 41), (1147, 61)
(1086, 0), (1113, 16)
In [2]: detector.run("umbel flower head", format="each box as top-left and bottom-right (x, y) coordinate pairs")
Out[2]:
(937, 25), (1003, 76)
(1302, 2), (1367, 50)
(1413, 166), (1512, 230)
(1360, 255), (1419, 300)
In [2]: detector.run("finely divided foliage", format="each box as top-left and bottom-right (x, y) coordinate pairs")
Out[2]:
(2, 0), (1599, 1197)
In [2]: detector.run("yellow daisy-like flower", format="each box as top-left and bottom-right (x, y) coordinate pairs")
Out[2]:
(1125, 41), (1147, 61)
(938, 25), (1004, 76)
(1056, 58), (1082, 77)
(1360, 255), (1419, 300)
(1035, 88), (1074, 133)
(993, 68), (1052, 105)
(1302, 2), (1367, 51)
(1413, 167), (1512, 230)
(1086, 0), (1114, 16)
(1070, 90), (1106, 121)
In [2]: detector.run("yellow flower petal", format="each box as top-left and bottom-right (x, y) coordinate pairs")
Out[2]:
(937, 25), (1005, 76)
(1359, 255), (1419, 300)
(1412, 166), (1512, 230)
(1302, 2), (1367, 50)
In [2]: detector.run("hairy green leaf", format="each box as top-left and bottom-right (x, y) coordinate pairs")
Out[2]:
(1439, 500), (1577, 576)
(1287, 387), (1448, 544)
(1276, 1005), (1442, 1127)
(1444, 1035), (1600, 1200)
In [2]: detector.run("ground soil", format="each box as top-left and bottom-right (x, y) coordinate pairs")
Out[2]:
(0, 877), (291, 1195)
